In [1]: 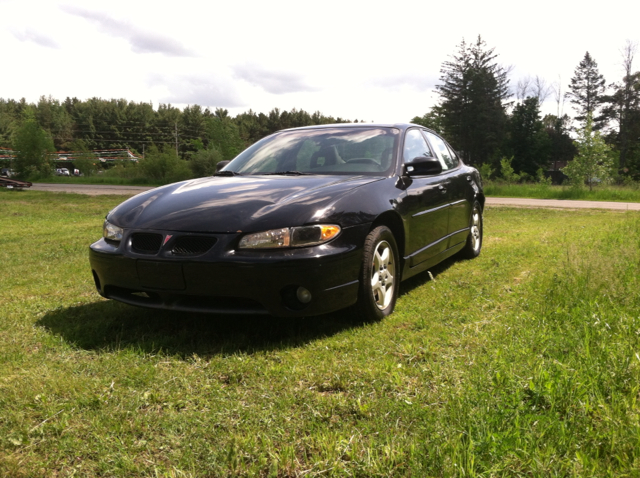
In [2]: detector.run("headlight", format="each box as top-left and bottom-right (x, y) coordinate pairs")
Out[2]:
(103, 220), (124, 242)
(238, 225), (341, 249)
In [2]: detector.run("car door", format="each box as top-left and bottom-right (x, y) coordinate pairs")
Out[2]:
(423, 131), (472, 248)
(399, 128), (451, 268)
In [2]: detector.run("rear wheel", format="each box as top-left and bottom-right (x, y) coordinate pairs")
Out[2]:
(460, 200), (483, 259)
(352, 226), (400, 321)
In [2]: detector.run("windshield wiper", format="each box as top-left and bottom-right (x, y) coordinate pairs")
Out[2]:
(262, 171), (313, 176)
(214, 170), (241, 176)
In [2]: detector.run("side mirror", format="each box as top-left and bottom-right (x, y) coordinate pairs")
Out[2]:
(404, 156), (442, 176)
(215, 160), (230, 172)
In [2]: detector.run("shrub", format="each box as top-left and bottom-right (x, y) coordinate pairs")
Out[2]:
(499, 156), (520, 183)
(536, 167), (552, 186)
(188, 146), (224, 178)
(478, 163), (494, 181)
(139, 146), (192, 183)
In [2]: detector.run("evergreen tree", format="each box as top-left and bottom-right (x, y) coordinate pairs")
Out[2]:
(566, 52), (606, 128)
(543, 114), (577, 173)
(504, 97), (550, 176)
(436, 36), (510, 165)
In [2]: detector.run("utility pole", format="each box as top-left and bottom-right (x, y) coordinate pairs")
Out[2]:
(174, 122), (179, 156)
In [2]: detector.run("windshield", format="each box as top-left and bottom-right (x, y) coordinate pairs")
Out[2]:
(224, 127), (399, 176)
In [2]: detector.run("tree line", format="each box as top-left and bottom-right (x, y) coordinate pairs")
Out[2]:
(0, 99), (355, 160)
(414, 37), (640, 184)
(2, 35), (639, 184)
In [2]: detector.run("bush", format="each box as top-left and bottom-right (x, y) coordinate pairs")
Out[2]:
(478, 163), (494, 181)
(536, 168), (552, 186)
(499, 156), (520, 183)
(139, 146), (192, 183)
(188, 146), (224, 178)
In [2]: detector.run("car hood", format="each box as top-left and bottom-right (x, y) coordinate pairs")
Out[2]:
(108, 175), (383, 232)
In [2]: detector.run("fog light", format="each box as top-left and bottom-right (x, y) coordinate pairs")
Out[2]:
(296, 287), (312, 304)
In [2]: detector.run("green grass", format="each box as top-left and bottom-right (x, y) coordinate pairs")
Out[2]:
(485, 182), (640, 202)
(33, 178), (640, 203)
(2, 189), (640, 476)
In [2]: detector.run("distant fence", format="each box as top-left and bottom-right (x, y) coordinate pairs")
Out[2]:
(0, 148), (140, 165)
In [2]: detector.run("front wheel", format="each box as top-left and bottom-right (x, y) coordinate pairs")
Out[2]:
(352, 226), (400, 321)
(460, 200), (483, 259)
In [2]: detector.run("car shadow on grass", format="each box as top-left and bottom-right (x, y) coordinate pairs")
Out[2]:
(37, 299), (370, 358)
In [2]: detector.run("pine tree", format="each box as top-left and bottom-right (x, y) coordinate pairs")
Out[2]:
(505, 97), (551, 176)
(566, 52), (606, 128)
(436, 36), (510, 165)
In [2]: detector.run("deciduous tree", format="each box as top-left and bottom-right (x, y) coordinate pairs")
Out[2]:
(411, 106), (445, 135)
(601, 41), (640, 171)
(12, 116), (55, 178)
(563, 114), (614, 190)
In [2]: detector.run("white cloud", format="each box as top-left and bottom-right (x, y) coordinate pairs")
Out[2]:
(232, 64), (318, 95)
(148, 73), (244, 108)
(61, 5), (196, 57)
(11, 28), (59, 49)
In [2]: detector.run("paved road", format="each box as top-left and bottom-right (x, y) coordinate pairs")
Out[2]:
(486, 197), (640, 211)
(29, 183), (640, 211)
(31, 183), (154, 196)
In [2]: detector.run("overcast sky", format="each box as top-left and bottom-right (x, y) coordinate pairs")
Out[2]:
(1, 0), (638, 123)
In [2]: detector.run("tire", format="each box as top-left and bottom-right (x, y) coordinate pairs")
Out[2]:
(460, 200), (483, 259)
(352, 226), (400, 321)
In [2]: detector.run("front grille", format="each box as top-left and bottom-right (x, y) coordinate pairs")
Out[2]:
(131, 233), (162, 254)
(171, 236), (217, 255)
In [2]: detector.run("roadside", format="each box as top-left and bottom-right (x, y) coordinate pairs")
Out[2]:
(30, 182), (153, 196)
(486, 197), (640, 211)
(26, 183), (640, 211)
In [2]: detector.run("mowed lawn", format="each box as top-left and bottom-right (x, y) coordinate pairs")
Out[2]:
(1, 190), (640, 477)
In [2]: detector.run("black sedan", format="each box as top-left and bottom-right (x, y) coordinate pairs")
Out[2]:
(89, 123), (484, 320)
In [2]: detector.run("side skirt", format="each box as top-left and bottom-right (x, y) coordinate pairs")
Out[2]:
(401, 240), (466, 282)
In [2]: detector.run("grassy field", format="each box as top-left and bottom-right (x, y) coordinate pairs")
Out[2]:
(484, 182), (640, 202)
(34, 177), (640, 203)
(2, 190), (640, 477)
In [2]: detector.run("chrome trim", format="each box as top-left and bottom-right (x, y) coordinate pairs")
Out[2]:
(412, 199), (468, 218)
(412, 203), (449, 217)
(324, 280), (359, 292)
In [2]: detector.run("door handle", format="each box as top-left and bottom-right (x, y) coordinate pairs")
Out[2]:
(438, 184), (447, 193)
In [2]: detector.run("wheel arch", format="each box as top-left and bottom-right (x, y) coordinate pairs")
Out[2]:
(370, 210), (405, 269)
(476, 192), (486, 210)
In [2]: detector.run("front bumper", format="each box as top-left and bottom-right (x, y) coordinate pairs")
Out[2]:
(89, 224), (368, 317)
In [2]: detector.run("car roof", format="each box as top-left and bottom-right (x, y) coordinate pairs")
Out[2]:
(279, 123), (432, 134)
